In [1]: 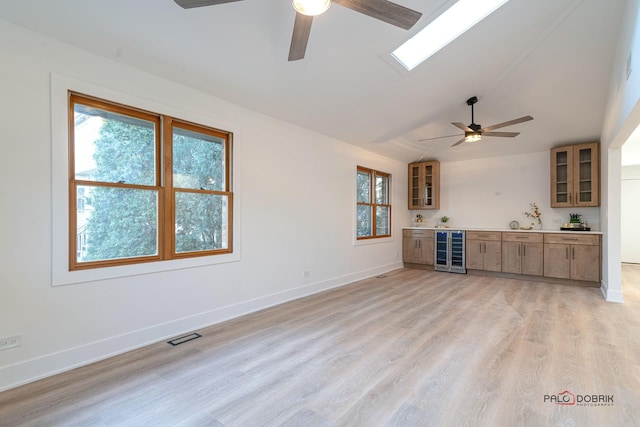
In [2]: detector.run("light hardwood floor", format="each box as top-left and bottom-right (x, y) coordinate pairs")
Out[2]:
(1, 266), (640, 427)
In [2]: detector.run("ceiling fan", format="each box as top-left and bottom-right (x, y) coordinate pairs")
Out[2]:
(173, 0), (422, 61)
(420, 96), (534, 147)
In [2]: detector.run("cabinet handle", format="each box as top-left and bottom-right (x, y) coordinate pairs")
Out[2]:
(479, 242), (482, 253)
(518, 245), (521, 256)
(523, 245), (526, 256)
(562, 237), (579, 241)
(566, 247), (569, 259)
(569, 192), (572, 203)
(572, 247), (575, 260)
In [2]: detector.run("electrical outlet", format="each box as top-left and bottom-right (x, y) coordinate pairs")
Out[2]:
(0, 335), (22, 350)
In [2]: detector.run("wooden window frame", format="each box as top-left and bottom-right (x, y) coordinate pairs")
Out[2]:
(356, 166), (392, 240)
(69, 92), (233, 271)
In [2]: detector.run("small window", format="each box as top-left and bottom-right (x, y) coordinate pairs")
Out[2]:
(356, 166), (391, 239)
(69, 93), (232, 270)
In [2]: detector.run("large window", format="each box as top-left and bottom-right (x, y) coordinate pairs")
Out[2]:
(69, 93), (232, 270)
(356, 166), (391, 239)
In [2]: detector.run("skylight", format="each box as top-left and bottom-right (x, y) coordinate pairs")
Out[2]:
(392, 0), (511, 71)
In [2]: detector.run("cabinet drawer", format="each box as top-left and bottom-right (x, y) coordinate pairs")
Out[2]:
(466, 231), (501, 241)
(403, 229), (434, 238)
(543, 233), (600, 245)
(502, 232), (543, 243)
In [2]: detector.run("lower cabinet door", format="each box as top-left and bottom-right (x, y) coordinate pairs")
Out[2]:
(483, 240), (502, 272)
(466, 240), (483, 270)
(403, 237), (418, 263)
(571, 244), (600, 282)
(502, 241), (522, 274)
(522, 242), (544, 276)
(544, 244), (571, 279)
(419, 237), (434, 266)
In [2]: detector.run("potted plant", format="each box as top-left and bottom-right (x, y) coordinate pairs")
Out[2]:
(439, 216), (450, 228)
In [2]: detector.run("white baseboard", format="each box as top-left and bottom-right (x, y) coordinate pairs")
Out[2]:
(0, 261), (403, 392)
(600, 280), (624, 303)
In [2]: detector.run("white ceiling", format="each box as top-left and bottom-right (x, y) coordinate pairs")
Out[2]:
(0, 0), (626, 163)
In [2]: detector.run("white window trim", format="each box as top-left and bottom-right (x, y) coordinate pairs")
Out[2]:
(51, 74), (242, 286)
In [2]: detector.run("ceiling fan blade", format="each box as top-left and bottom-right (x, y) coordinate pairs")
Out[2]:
(332, 0), (422, 30)
(482, 131), (520, 138)
(451, 137), (466, 147)
(481, 115), (533, 132)
(173, 0), (244, 9)
(451, 122), (473, 132)
(289, 13), (314, 61)
(418, 133), (463, 142)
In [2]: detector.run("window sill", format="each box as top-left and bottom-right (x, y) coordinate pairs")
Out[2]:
(353, 236), (394, 246)
(53, 252), (241, 287)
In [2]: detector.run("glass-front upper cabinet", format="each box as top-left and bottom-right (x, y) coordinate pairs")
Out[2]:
(408, 160), (440, 210)
(550, 142), (599, 208)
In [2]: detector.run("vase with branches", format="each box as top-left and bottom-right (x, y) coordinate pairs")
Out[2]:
(523, 202), (542, 229)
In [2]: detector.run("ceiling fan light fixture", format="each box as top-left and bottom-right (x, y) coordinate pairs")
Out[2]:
(465, 131), (482, 143)
(292, 0), (331, 16)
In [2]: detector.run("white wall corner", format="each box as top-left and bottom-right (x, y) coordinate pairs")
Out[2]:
(600, 280), (624, 303)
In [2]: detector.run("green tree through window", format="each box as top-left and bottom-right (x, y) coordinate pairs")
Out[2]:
(356, 166), (391, 239)
(81, 117), (159, 262)
(172, 126), (228, 253)
(70, 93), (232, 270)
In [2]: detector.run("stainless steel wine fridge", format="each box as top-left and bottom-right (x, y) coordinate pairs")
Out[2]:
(434, 230), (466, 273)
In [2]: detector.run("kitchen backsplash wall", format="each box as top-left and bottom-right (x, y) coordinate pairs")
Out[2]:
(410, 151), (601, 230)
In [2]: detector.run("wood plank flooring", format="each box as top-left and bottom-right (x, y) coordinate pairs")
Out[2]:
(1, 266), (640, 426)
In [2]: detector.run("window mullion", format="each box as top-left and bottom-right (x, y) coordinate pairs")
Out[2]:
(162, 116), (173, 261)
(371, 171), (377, 237)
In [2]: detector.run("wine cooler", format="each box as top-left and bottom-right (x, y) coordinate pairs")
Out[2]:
(435, 230), (466, 274)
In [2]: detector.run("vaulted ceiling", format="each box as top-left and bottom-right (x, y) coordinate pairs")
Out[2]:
(0, 0), (626, 162)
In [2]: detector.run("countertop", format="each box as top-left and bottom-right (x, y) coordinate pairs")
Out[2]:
(403, 226), (602, 235)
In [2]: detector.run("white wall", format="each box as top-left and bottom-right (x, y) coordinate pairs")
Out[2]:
(410, 152), (600, 231)
(622, 165), (640, 263)
(600, 0), (640, 302)
(0, 20), (410, 391)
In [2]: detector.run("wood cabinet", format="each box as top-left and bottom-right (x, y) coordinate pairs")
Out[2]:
(550, 142), (600, 207)
(403, 229), (434, 265)
(466, 231), (501, 272)
(502, 233), (544, 276)
(543, 233), (601, 282)
(408, 161), (440, 210)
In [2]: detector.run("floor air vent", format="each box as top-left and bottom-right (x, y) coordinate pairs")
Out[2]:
(167, 332), (202, 346)
(376, 275), (387, 279)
